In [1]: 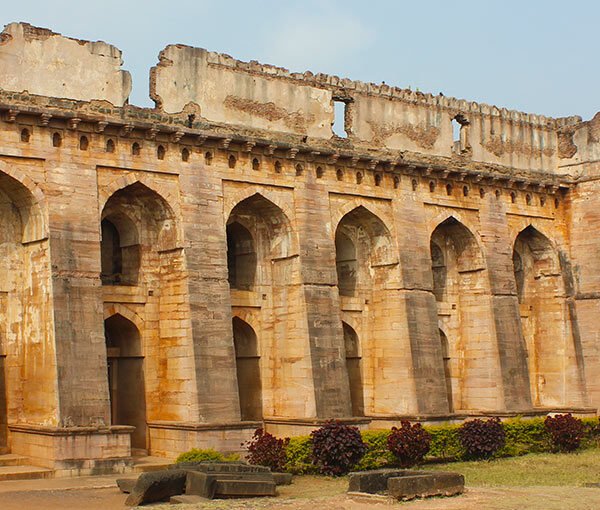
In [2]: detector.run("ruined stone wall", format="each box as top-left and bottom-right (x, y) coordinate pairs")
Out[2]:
(0, 23), (596, 466)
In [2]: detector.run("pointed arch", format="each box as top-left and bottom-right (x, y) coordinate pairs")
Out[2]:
(104, 313), (147, 449)
(342, 321), (364, 417)
(512, 224), (575, 407)
(431, 216), (484, 273)
(0, 162), (47, 242)
(232, 316), (262, 421)
(101, 182), (180, 286)
(335, 205), (396, 296)
(227, 192), (295, 261)
(439, 328), (454, 413)
(103, 304), (144, 332)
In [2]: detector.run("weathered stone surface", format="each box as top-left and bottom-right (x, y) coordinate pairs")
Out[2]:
(116, 478), (136, 494)
(387, 472), (464, 500)
(0, 21), (597, 472)
(272, 472), (293, 485)
(186, 470), (276, 499)
(0, 22), (131, 105)
(125, 469), (186, 506)
(348, 469), (420, 494)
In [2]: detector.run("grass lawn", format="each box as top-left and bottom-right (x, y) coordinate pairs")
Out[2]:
(428, 447), (600, 486)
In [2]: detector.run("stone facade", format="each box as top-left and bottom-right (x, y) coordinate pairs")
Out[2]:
(0, 22), (597, 472)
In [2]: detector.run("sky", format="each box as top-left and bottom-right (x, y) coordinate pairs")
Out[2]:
(2, 0), (598, 120)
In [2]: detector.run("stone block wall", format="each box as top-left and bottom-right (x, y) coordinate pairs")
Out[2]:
(0, 22), (596, 470)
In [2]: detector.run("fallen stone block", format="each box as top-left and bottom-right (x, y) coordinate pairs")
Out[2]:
(125, 469), (187, 506)
(387, 472), (464, 500)
(185, 470), (276, 499)
(175, 461), (270, 473)
(116, 478), (136, 494)
(272, 472), (293, 485)
(214, 479), (276, 498)
(348, 469), (420, 493)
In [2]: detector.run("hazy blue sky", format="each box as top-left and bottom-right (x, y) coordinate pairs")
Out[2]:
(2, 1), (598, 119)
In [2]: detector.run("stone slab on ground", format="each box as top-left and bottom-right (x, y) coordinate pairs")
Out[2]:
(348, 469), (418, 493)
(125, 469), (187, 506)
(387, 472), (464, 500)
(186, 470), (276, 499)
(272, 472), (293, 485)
(116, 478), (136, 494)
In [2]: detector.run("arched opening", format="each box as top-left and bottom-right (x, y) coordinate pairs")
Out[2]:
(335, 206), (394, 298)
(513, 226), (573, 407)
(226, 194), (297, 418)
(227, 222), (256, 290)
(100, 214), (140, 286)
(430, 240), (446, 302)
(104, 314), (147, 451)
(439, 329), (453, 413)
(232, 317), (262, 421)
(335, 232), (357, 296)
(343, 322), (364, 416)
(0, 169), (49, 453)
(430, 217), (494, 411)
(335, 206), (397, 415)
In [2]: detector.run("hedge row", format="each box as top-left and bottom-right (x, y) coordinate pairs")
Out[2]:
(283, 416), (600, 474)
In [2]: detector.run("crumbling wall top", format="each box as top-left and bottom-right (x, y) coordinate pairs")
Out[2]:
(0, 22), (131, 106)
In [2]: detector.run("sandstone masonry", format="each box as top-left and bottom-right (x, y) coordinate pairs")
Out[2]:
(0, 22), (597, 473)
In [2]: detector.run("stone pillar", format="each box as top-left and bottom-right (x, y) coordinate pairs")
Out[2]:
(568, 181), (599, 408)
(392, 187), (450, 415)
(178, 156), (241, 423)
(46, 160), (111, 426)
(294, 176), (352, 418)
(478, 194), (532, 412)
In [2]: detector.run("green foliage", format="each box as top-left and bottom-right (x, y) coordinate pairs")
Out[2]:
(175, 448), (239, 464)
(355, 430), (395, 470)
(427, 424), (463, 460)
(499, 417), (549, 457)
(177, 417), (600, 475)
(284, 436), (316, 475)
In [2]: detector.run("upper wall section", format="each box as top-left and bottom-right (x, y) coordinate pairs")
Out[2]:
(151, 45), (333, 138)
(0, 23), (131, 106)
(150, 43), (582, 174)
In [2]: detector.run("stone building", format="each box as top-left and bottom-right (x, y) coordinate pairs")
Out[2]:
(0, 22), (598, 474)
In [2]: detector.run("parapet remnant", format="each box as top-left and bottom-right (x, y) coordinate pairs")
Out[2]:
(0, 22), (131, 106)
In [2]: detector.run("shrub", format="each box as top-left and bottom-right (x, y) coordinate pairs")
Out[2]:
(545, 413), (585, 452)
(500, 417), (548, 457)
(284, 435), (315, 474)
(458, 417), (506, 459)
(310, 420), (366, 476)
(245, 428), (289, 471)
(175, 448), (239, 464)
(387, 421), (431, 467)
(355, 430), (395, 470)
(427, 424), (462, 460)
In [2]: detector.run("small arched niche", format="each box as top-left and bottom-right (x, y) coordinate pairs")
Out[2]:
(343, 322), (364, 417)
(439, 328), (454, 413)
(227, 221), (257, 290)
(101, 214), (140, 286)
(232, 317), (262, 421)
(104, 314), (147, 450)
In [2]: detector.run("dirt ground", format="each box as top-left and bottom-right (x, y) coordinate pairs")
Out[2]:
(1, 475), (600, 510)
